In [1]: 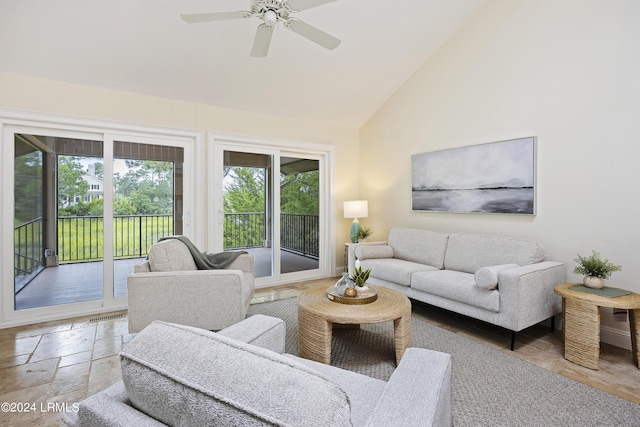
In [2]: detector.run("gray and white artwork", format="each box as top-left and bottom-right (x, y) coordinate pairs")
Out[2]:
(411, 137), (535, 214)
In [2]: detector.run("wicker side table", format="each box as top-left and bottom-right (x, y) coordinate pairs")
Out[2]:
(297, 285), (411, 365)
(554, 283), (640, 370)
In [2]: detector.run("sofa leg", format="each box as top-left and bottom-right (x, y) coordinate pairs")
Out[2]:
(551, 316), (555, 331)
(510, 331), (516, 351)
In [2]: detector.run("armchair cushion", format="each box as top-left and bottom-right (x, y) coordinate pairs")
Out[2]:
(120, 321), (352, 427)
(148, 238), (197, 272)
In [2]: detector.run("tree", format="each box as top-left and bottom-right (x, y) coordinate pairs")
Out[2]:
(280, 170), (319, 214)
(92, 162), (104, 179)
(14, 151), (43, 224)
(224, 167), (265, 213)
(57, 156), (88, 209)
(114, 160), (173, 215)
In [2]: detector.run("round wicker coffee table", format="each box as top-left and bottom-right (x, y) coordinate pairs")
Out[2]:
(554, 283), (640, 370)
(297, 284), (411, 365)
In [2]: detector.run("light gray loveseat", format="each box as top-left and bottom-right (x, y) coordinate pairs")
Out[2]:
(349, 228), (565, 349)
(60, 315), (452, 427)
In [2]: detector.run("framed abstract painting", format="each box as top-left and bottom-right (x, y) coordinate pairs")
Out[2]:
(411, 137), (535, 214)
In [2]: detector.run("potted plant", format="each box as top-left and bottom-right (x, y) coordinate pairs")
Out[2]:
(350, 265), (372, 295)
(355, 227), (372, 243)
(573, 250), (622, 289)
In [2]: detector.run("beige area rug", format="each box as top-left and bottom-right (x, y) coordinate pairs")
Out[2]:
(247, 297), (640, 427)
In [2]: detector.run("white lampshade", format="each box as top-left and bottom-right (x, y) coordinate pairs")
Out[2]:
(344, 200), (368, 219)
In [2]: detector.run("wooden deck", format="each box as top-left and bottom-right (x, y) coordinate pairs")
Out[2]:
(14, 249), (319, 310)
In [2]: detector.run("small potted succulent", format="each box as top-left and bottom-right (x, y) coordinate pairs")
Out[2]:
(350, 265), (372, 296)
(573, 250), (622, 289)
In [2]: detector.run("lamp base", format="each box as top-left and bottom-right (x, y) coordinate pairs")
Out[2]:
(350, 218), (360, 243)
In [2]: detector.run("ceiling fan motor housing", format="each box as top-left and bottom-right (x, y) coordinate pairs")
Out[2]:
(252, 0), (292, 26)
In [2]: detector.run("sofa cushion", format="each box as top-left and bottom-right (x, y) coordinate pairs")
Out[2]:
(360, 258), (440, 287)
(474, 264), (520, 290)
(148, 238), (197, 272)
(444, 233), (546, 274)
(411, 270), (500, 312)
(355, 245), (394, 260)
(120, 321), (352, 427)
(387, 228), (449, 268)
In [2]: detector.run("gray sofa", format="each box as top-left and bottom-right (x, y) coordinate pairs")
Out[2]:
(349, 228), (565, 349)
(60, 314), (452, 427)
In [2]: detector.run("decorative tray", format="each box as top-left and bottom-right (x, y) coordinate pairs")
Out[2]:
(326, 286), (378, 305)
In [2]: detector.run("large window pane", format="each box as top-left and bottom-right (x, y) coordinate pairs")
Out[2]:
(280, 157), (319, 273)
(112, 141), (183, 297)
(223, 151), (272, 278)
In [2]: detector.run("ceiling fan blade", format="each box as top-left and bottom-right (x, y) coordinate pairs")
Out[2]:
(181, 11), (249, 23)
(251, 24), (275, 57)
(287, 0), (339, 12)
(287, 19), (341, 50)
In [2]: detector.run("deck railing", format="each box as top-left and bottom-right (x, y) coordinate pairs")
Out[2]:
(57, 215), (174, 263)
(224, 212), (319, 259)
(15, 212), (319, 267)
(223, 212), (265, 249)
(14, 217), (44, 278)
(280, 213), (319, 258)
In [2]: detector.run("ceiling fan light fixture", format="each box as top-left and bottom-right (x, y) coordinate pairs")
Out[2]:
(263, 10), (278, 26)
(181, 0), (341, 57)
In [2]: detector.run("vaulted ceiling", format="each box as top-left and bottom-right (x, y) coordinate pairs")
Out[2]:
(0, 0), (485, 128)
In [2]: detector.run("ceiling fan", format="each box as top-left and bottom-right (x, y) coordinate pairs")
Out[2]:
(181, 0), (341, 57)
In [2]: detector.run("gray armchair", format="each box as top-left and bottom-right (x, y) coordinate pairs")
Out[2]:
(61, 315), (452, 427)
(126, 238), (254, 333)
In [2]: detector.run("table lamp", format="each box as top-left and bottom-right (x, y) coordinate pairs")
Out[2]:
(344, 200), (368, 243)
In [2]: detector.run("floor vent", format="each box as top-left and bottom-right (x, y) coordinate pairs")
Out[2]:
(89, 313), (126, 322)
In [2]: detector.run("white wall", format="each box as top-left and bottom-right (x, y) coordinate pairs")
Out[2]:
(360, 0), (640, 343)
(0, 71), (361, 270)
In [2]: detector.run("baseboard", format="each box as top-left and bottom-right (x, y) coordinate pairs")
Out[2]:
(554, 314), (632, 351)
(601, 325), (632, 350)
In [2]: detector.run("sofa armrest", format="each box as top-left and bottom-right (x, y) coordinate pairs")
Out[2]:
(61, 382), (165, 427)
(347, 241), (387, 275)
(217, 314), (286, 354)
(365, 348), (452, 427)
(498, 261), (566, 330)
(225, 253), (254, 274)
(134, 261), (151, 273)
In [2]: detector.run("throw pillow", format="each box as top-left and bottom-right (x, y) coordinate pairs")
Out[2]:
(474, 264), (520, 290)
(355, 245), (394, 260)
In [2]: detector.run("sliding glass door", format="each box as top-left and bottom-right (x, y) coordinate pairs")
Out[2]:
(279, 156), (320, 274)
(223, 151), (274, 277)
(211, 135), (333, 286)
(111, 139), (184, 299)
(13, 132), (106, 310)
(2, 120), (193, 324)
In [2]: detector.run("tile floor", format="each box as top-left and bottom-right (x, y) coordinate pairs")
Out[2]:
(1, 277), (639, 426)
